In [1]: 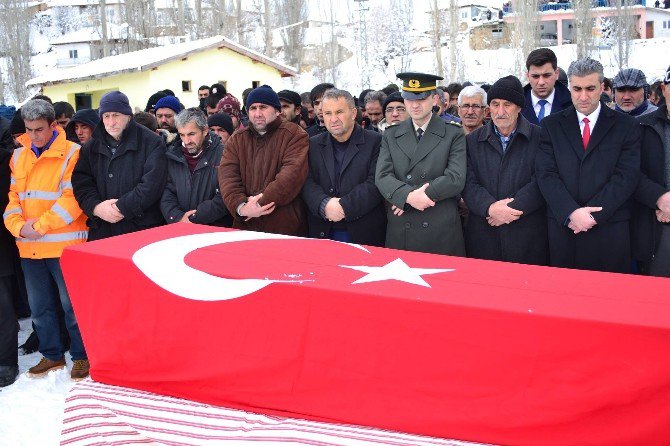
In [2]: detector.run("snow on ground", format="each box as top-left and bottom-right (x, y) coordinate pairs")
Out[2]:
(0, 318), (74, 446)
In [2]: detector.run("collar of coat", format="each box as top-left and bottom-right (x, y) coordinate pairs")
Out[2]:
(248, 114), (283, 138)
(477, 112), (535, 143)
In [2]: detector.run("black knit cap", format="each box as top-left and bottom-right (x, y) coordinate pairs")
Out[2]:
(66, 108), (100, 133)
(99, 91), (133, 116)
(145, 91), (167, 112)
(383, 92), (404, 110)
(207, 113), (234, 136)
(488, 75), (525, 108)
(246, 85), (281, 111)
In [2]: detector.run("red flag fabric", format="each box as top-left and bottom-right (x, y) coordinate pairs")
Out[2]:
(61, 223), (670, 446)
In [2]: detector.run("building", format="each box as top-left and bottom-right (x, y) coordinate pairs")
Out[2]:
(50, 24), (128, 67)
(503, 1), (670, 46)
(26, 35), (297, 111)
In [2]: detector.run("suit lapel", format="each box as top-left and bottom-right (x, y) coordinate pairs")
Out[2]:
(319, 137), (336, 186)
(408, 114), (445, 171)
(557, 107), (586, 159)
(394, 119), (417, 161)
(585, 105), (615, 155)
(340, 125), (362, 175)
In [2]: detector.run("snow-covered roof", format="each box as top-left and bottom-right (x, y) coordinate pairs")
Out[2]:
(27, 35), (298, 86)
(50, 25), (127, 45)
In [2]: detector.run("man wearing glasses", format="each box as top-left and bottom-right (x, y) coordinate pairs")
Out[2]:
(378, 92), (409, 132)
(457, 86), (488, 135)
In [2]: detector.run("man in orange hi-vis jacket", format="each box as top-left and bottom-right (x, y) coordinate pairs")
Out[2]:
(3, 99), (90, 381)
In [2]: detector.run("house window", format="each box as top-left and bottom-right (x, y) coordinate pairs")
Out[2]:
(182, 80), (191, 92)
(69, 49), (78, 59)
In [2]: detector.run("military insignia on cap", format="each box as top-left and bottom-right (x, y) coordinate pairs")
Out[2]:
(409, 79), (420, 88)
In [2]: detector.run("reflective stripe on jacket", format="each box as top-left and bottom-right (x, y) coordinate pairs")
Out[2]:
(3, 127), (88, 258)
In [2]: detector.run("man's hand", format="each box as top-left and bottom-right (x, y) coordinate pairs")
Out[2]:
(93, 199), (124, 223)
(487, 198), (523, 226)
(458, 197), (469, 218)
(568, 206), (602, 234)
(657, 191), (670, 214)
(180, 210), (196, 223)
(19, 218), (40, 239)
(324, 198), (345, 222)
(656, 209), (670, 223)
(239, 193), (275, 221)
(391, 205), (404, 216)
(406, 183), (435, 211)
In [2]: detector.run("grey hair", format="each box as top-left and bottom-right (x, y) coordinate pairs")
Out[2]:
(175, 107), (208, 131)
(364, 90), (387, 106)
(322, 88), (356, 109)
(22, 99), (55, 123)
(458, 86), (487, 106)
(568, 58), (604, 83)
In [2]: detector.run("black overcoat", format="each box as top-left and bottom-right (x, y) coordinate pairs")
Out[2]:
(536, 104), (641, 272)
(161, 132), (231, 227)
(72, 119), (167, 241)
(462, 115), (548, 265)
(632, 105), (670, 262)
(301, 125), (386, 246)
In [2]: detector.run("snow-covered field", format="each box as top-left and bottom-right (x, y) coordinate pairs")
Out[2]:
(0, 318), (74, 446)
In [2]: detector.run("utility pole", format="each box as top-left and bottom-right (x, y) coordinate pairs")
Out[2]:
(100, 0), (109, 57)
(354, 0), (369, 89)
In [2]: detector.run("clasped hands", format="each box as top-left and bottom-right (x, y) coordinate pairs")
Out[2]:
(238, 193), (275, 221)
(656, 192), (670, 223)
(324, 198), (345, 222)
(568, 206), (602, 234)
(392, 183), (435, 216)
(94, 199), (124, 223)
(487, 198), (523, 227)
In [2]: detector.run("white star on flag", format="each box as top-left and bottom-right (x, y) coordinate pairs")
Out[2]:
(339, 258), (454, 288)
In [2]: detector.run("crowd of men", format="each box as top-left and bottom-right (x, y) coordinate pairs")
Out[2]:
(0, 46), (669, 390)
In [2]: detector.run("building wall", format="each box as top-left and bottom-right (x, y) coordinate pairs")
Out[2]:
(646, 9), (670, 37)
(41, 46), (287, 111)
(55, 42), (92, 66)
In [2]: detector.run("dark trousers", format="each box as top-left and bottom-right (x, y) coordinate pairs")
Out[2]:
(0, 275), (18, 367)
(21, 258), (86, 361)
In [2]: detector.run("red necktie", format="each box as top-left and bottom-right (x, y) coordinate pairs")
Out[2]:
(582, 117), (590, 150)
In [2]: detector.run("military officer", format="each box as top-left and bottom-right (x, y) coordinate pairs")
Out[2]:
(375, 72), (466, 256)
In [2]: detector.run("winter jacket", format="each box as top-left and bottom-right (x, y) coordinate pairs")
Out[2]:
(72, 119), (167, 241)
(218, 116), (309, 236)
(462, 115), (548, 265)
(521, 81), (572, 126)
(632, 105), (670, 262)
(4, 128), (87, 258)
(161, 132), (231, 227)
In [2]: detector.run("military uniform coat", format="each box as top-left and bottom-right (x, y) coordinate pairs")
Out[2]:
(536, 104), (641, 273)
(375, 113), (466, 255)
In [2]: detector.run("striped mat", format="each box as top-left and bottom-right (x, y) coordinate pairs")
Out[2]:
(60, 379), (483, 446)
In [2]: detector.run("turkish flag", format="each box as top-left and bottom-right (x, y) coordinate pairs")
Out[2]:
(61, 223), (670, 446)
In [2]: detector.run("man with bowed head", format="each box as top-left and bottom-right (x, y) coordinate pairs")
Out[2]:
(72, 91), (167, 241)
(218, 85), (309, 236)
(536, 58), (641, 273)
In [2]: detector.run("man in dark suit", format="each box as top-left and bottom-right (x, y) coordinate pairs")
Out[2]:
(375, 72), (466, 256)
(521, 48), (572, 126)
(302, 89), (386, 246)
(536, 58), (641, 273)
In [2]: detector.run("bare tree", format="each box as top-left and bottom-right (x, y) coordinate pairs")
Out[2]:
(510, 0), (540, 78)
(100, 0), (110, 58)
(366, 0), (413, 77)
(0, 0), (33, 102)
(447, 0), (464, 82)
(275, 0), (307, 70)
(573, 0), (594, 59)
(613, 0), (636, 70)
(124, 0), (157, 50)
(251, 0), (274, 56)
(429, 0), (444, 78)
(0, 66), (5, 104)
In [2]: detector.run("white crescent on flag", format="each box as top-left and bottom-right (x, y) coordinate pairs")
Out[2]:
(131, 230), (369, 301)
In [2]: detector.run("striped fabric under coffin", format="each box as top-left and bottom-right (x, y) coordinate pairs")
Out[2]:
(60, 380), (485, 446)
